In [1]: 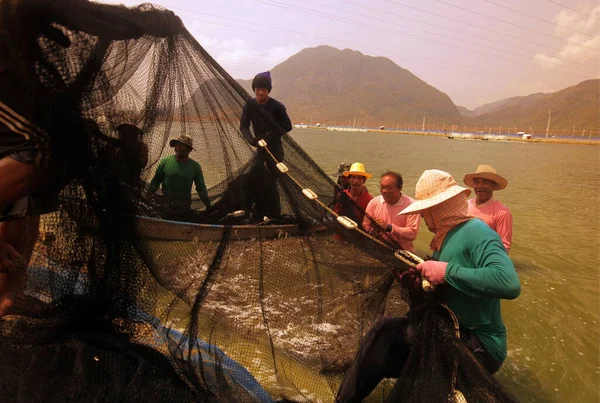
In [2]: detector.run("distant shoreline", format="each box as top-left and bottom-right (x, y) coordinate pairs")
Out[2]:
(386, 129), (600, 146)
(299, 126), (600, 146)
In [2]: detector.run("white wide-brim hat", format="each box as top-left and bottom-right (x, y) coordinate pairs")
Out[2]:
(463, 164), (507, 190)
(399, 169), (471, 215)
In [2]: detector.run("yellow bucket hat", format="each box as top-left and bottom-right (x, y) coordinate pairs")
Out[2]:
(343, 162), (372, 179)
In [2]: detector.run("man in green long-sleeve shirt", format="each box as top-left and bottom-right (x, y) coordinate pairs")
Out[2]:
(149, 135), (211, 215)
(337, 169), (520, 402)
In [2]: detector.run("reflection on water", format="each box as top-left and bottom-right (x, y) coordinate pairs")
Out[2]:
(292, 128), (600, 402)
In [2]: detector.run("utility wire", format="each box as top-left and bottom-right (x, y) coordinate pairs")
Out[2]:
(343, 0), (595, 62)
(203, 47), (290, 66)
(181, 16), (588, 107)
(388, 0), (599, 52)
(481, 0), (596, 38)
(167, 6), (594, 104)
(208, 38), (530, 97)
(173, 8), (591, 86)
(174, 3), (596, 77)
(299, 0), (548, 62)
(310, 0), (597, 68)
(543, 0), (600, 22)
(257, 0), (595, 78)
(432, 0), (599, 50)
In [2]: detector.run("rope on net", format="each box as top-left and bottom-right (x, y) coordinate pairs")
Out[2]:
(260, 138), (464, 401)
(256, 138), (434, 290)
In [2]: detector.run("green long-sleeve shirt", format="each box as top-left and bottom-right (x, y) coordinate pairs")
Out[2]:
(149, 155), (210, 208)
(434, 218), (521, 362)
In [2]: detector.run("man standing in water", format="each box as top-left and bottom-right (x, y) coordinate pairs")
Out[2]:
(463, 164), (513, 252)
(332, 162), (351, 201)
(337, 169), (520, 402)
(149, 134), (211, 218)
(239, 71), (292, 220)
(363, 171), (420, 253)
(334, 162), (373, 226)
(116, 123), (148, 184)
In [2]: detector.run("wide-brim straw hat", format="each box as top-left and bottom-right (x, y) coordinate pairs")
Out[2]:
(342, 162), (372, 178)
(169, 134), (194, 149)
(463, 164), (507, 190)
(331, 162), (351, 178)
(399, 169), (471, 215)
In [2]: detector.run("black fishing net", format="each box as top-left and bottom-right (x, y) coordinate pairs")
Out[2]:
(0, 1), (518, 402)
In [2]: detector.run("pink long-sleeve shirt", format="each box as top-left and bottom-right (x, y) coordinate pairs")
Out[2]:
(363, 194), (420, 253)
(467, 197), (513, 252)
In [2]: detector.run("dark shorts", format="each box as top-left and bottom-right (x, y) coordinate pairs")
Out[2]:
(461, 328), (504, 375)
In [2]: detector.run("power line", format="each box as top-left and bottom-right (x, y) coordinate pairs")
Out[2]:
(203, 47), (291, 66)
(209, 35), (533, 91)
(341, 0), (596, 65)
(432, 0), (598, 49)
(388, 0), (599, 52)
(172, 8), (592, 86)
(165, 6), (593, 104)
(299, 0), (544, 61)
(543, 0), (600, 22)
(481, 0), (596, 38)
(256, 0), (595, 78)
(344, 0), (592, 61)
(210, 54), (521, 99)
(174, 2), (596, 77)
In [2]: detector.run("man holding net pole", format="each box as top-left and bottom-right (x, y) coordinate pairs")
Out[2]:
(239, 71), (292, 221)
(337, 169), (521, 402)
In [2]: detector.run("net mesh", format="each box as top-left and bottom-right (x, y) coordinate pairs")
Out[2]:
(0, 1), (518, 402)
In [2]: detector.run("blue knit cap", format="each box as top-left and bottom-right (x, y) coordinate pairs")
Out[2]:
(251, 71), (272, 92)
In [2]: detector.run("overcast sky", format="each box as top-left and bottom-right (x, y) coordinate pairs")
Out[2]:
(99, 0), (599, 109)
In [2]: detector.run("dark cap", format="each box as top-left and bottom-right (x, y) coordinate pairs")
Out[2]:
(251, 71), (272, 92)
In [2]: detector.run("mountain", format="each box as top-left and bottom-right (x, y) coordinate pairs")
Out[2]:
(472, 93), (548, 116)
(471, 80), (599, 133)
(238, 45), (462, 125)
(457, 106), (476, 118)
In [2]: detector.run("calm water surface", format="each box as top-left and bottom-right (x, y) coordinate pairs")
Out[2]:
(291, 128), (600, 402)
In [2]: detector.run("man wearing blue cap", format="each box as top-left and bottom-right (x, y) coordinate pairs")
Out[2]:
(240, 71), (292, 161)
(239, 71), (292, 219)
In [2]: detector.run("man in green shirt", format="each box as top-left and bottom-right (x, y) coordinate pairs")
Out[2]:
(149, 135), (211, 216)
(337, 169), (520, 402)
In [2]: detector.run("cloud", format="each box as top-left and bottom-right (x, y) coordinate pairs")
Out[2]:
(185, 21), (303, 79)
(534, 5), (600, 76)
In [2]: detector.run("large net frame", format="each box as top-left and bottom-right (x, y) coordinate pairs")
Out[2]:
(0, 1), (518, 402)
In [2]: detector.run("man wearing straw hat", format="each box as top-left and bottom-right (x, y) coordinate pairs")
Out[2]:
(337, 169), (520, 402)
(149, 134), (211, 216)
(333, 162), (373, 227)
(463, 165), (513, 252)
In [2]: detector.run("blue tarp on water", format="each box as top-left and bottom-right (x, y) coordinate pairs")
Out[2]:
(25, 263), (274, 403)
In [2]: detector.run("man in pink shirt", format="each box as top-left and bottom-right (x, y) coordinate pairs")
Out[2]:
(363, 171), (420, 253)
(463, 165), (513, 252)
